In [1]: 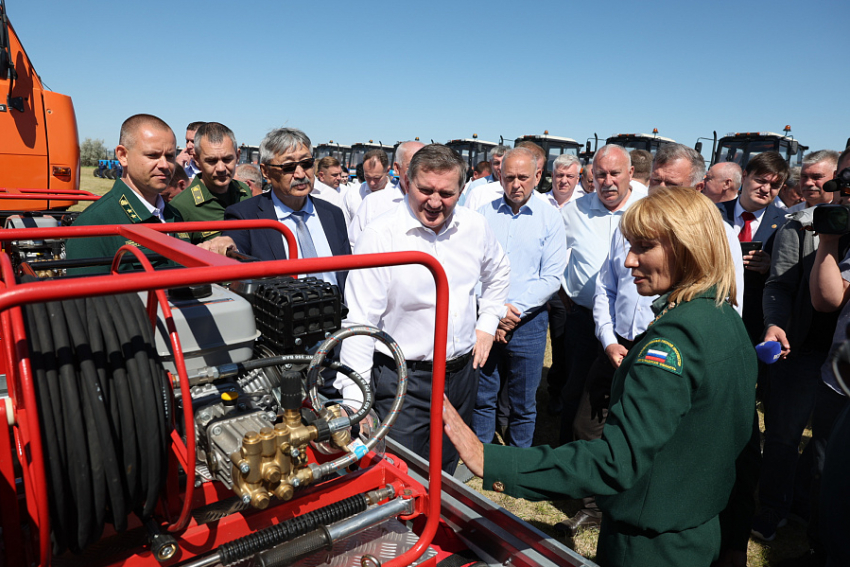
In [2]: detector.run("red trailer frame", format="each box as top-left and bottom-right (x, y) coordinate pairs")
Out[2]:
(0, 220), (452, 567)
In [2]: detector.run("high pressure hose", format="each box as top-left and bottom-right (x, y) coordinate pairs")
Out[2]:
(305, 325), (408, 481)
(22, 283), (171, 555)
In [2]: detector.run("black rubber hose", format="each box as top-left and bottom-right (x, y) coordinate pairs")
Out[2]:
(23, 296), (70, 552)
(217, 493), (368, 565)
(46, 299), (94, 551)
(105, 293), (159, 517)
(64, 297), (124, 536)
(91, 294), (140, 509)
(23, 290), (171, 554)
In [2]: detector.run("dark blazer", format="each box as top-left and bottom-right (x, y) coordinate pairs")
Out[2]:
(223, 192), (350, 292)
(717, 198), (788, 343)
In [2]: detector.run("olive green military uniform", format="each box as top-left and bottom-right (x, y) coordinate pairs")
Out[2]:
(168, 177), (251, 244)
(65, 179), (187, 276)
(483, 289), (756, 567)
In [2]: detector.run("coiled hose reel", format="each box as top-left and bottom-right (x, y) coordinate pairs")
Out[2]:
(20, 283), (408, 555)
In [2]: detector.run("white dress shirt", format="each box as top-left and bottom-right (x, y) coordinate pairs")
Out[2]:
(135, 191), (167, 222)
(593, 225), (657, 348)
(594, 223), (745, 350)
(269, 191), (338, 286)
(348, 184), (405, 248)
(336, 198), (510, 404)
(630, 179), (648, 193)
(562, 185), (649, 308)
(732, 200), (768, 239)
(311, 179), (345, 211)
(342, 179), (398, 226)
(462, 180), (504, 212)
(539, 185), (587, 210)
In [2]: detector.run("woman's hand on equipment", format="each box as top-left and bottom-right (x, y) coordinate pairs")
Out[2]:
(443, 394), (484, 477)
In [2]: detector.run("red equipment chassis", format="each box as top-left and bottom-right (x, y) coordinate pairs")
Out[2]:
(0, 220), (593, 567)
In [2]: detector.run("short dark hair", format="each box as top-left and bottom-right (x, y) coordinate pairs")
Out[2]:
(169, 163), (190, 187)
(474, 161), (492, 175)
(119, 114), (173, 148)
(630, 149), (652, 180)
(317, 156), (341, 173)
(194, 122), (238, 154)
(186, 121), (205, 132)
(363, 149), (389, 169)
(745, 151), (790, 186)
(408, 144), (467, 190)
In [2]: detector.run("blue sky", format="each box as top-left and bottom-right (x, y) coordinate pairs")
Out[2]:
(10, 0), (850, 157)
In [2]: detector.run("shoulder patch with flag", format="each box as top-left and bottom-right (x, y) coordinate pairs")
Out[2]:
(635, 338), (683, 375)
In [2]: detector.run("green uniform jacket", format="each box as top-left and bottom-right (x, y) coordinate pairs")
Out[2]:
(483, 289), (756, 567)
(65, 179), (186, 275)
(168, 177), (251, 244)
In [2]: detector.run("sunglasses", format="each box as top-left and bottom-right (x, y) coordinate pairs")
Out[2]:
(265, 157), (315, 174)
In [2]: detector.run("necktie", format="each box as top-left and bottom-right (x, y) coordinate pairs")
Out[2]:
(739, 211), (756, 243)
(290, 210), (318, 259)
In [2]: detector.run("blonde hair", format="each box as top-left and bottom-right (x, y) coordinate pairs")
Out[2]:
(620, 186), (736, 307)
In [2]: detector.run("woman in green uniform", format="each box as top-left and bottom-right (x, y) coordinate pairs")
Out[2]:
(444, 186), (757, 567)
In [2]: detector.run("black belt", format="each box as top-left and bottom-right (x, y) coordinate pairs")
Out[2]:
(375, 350), (473, 374)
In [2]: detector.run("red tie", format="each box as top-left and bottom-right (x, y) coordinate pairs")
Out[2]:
(739, 211), (756, 242)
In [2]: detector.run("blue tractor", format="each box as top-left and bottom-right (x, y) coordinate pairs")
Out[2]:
(93, 159), (122, 180)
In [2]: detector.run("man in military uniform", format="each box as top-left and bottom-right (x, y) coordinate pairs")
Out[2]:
(66, 114), (186, 275)
(169, 122), (251, 244)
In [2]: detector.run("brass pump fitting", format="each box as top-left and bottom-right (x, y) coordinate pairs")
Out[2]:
(260, 428), (282, 484)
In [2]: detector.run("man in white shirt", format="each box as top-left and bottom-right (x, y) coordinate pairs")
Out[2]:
(703, 162), (742, 204)
(311, 156), (346, 210)
(337, 144), (510, 473)
(460, 146), (509, 208)
(773, 166), (803, 210)
(348, 140), (424, 247)
(342, 150), (395, 225)
(629, 149), (652, 193)
(557, 145), (644, 445)
(177, 121), (204, 178)
(716, 152), (789, 343)
(540, 154), (586, 210)
(538, 153), (585, 413)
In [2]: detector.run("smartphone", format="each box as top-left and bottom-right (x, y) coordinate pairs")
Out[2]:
(740, 241), (763, 256)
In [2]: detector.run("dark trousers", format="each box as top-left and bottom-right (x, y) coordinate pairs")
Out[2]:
(719, 409), (761, 552)
(558, 303), (602, 445)
(572, 334), (634, 517)
(372, 351), (478, 474)
(808, 381), (849, 554)
(546, 293), (568, 399)
(759, 350), (826, 517)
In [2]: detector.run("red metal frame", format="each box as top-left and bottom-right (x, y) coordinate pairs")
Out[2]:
(0, 221), (450, 567)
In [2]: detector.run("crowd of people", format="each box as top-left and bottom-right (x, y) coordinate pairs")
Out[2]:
(67, 114), (850, 567)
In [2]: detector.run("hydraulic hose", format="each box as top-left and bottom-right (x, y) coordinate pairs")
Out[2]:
(178, 486), (394, 567)
(22, 282), (171, 554)
(306, 325), (408, 481)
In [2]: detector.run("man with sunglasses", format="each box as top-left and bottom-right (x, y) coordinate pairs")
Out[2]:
(717, 152), (789, 344)
(219, 128), (350, 289)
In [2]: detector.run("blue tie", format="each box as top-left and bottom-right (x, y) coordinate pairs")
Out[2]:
(290, 210), (318, 259)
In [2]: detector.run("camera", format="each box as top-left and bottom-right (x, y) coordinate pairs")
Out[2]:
(813, 204), (850, 234)
(823, 167), (850, 193)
